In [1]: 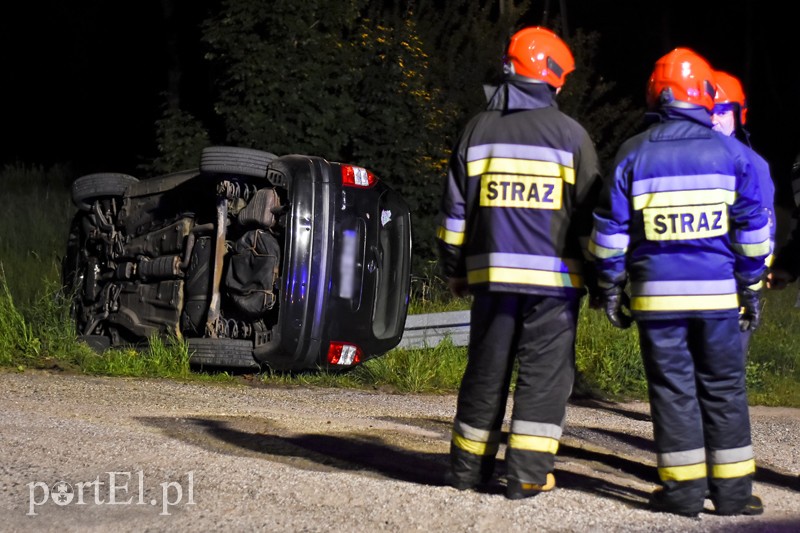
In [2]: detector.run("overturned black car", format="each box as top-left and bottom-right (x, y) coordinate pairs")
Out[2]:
(62, 146), (412, 371)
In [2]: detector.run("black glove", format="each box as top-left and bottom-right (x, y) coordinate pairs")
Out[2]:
(603, 285), (633, 329)
(738, 287), (762, 332)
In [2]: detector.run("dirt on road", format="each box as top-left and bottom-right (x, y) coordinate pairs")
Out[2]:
(1, 369), (798, 532)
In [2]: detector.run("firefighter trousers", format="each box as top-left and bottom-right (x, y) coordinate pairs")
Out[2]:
(637, 316), (756, 514)
(449, 292), (579, 487)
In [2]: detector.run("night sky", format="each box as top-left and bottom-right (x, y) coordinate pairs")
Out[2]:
(2, 1), (797, 205)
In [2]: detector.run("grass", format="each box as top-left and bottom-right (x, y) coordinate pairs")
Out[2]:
(746, 287), (800, 406)
(1, 162), (799, 407)
(0, 163), (75, 307)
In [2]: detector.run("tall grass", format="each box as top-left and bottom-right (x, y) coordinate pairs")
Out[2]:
(575, 303), (647, 399)
(0, 268), (194, 379)
(747, 287), (800, 406)
(0, 163), (75, 307)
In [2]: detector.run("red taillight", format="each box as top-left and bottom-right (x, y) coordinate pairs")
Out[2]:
(341, 165), (377, 188)
(327, 341), (363, 366)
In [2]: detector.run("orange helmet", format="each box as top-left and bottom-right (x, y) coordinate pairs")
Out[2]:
(503, 27), (575, 88)
(646, 47), (717, 112)
(714, 70), (748, 125)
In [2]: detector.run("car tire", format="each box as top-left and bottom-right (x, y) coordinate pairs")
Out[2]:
(200, 146), (277, 178)
(71, 172), (139, 211)
(187, 338), (261, 370)
(78, 334), (111, 353)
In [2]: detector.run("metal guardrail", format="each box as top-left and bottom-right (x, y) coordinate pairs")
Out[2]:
(398, 311), (470, 349)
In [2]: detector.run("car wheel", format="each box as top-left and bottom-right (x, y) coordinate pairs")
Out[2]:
(71, 172), (139, 211)
(187, 338), (261, 370)
(200, 146), (277, 178)
(78, 334), (111, 353)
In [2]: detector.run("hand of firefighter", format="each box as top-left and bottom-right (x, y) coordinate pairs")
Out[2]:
(602, 285), (633, 329)
(738, 287), (762, 332)
(767, 268), (796, 290)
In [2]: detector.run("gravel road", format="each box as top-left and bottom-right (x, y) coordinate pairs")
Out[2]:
(1, 369), (798, 532)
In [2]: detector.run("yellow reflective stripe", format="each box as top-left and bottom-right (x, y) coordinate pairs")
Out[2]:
(588, 240), (626, 259)
(732, 241), (771, 258)
(633, 189), (736, 210)
(507, 434), (559, 454)
(711, 459), (756, 479)
(659, 463), (707, 482)
(468, 267), (584, 289)
(632, 293), (738, 312)
(452, 430), (499, 456)
(466, 158), (575, 184)
(747, 280), (764, 291)
(436, 225), (464, 246)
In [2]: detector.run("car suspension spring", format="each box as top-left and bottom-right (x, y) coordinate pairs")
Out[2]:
(217, 180), (257, 201)
(213, 317), (253, 339)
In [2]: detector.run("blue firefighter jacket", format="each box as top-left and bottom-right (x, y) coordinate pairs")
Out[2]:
(747, 147), (776, 265)
(435, 80), (601, 299)
(590, 106), (771, 320)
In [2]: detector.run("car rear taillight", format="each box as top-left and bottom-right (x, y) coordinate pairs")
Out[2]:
(327, 341), (363, 365)
(341, 165), (377, 188)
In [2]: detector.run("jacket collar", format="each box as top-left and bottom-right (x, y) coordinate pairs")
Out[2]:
(485, 79), (558, 112)
(648, 105), (714, 128)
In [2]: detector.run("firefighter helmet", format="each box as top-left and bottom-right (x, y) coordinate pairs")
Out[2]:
(646, 47), (717, 112)
(714, 70), (748, 125)
(503, 27), (575, 88)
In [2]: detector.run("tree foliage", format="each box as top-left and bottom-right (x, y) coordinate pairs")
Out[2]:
(144, 105), (210, 175)
(201, 0), (367, 159)
(149, 0), (641, 273)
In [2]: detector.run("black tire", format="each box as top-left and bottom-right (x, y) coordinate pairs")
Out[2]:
(200, 146), (277, 178)
(78, 335), (111, 353)
(71, 172), (139, 211)
(187, 338), (261, 370)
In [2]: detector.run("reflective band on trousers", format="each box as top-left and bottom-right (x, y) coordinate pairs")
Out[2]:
(451, 420), (501, 457)
(711, 459), (756, 479)
(507, 434), (559, 454)
(658, 463), (707, 482)
(510, 420), (563, 439)
(657, 448), (706, 482)
(451, 429), (499, 457)
(709, 446), (756, 479)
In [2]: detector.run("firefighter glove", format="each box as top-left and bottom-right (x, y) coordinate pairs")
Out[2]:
(738, 287), (761, 332)
(603, 285), (633, 329)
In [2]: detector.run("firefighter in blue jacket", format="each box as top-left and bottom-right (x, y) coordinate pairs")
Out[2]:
(590, 48), (769, 516)
(711, 70), (776, 348)
(436, 26), (601, 500)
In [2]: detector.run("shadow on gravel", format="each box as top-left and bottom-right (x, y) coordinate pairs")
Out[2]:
(565, 426), (656, 454)
(140, 415), (799, 496)
(563, 428), (800, 493)
(139, 416), (451, 486)
(568, 398), (652, 422)
(555, 470), (651, 509)
(559, 442), (660, 484)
